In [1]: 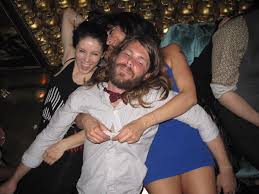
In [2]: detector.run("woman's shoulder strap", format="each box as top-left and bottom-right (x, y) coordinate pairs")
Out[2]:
(54, 58), (75, 77)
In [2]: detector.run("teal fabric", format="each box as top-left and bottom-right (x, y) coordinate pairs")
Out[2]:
(160, 23), (215, 65)
(236, 158), (259, 178)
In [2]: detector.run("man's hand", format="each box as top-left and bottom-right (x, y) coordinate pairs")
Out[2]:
(113, 120), (146, 144)
(216, 167), (237, 194)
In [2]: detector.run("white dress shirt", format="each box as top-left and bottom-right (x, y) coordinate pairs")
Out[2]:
(23, 83), (218, 194)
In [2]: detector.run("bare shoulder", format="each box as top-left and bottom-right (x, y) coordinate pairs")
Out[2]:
(161, 42), (187, 69)
(161, 42), (181, 54)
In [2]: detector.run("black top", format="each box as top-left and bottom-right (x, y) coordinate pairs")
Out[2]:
(16, 61), (83, 194)
(39, 61), (79, 133)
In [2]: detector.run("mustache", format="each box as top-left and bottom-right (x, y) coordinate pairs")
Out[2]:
(115, 63), (134, 76)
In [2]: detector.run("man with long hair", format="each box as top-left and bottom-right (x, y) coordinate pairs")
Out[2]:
(5, 34), (219, 194)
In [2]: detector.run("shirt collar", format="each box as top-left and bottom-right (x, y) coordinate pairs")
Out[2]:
(99, 82), (126, 109)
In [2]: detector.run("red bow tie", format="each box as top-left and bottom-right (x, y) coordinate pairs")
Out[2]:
(104, 87), (127, 104)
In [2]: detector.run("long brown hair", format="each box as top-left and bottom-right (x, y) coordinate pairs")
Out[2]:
(87, 36), (171, 107)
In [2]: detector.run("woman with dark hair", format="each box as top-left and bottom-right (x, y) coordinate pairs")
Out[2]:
(0, 13), (107, 194)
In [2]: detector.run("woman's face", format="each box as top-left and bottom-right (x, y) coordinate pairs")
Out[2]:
(105, 26), (126, 58)
(75, 37), (103, 74)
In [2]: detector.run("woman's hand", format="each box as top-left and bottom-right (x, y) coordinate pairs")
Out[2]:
(113, 119), (146, 144)
(43, 142), (66, 165)
(82, 115), (110, 144)
(216, 167), (237, 194)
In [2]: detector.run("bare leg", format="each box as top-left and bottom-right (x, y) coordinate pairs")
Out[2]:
(182, 166), (216, 194)
(145, 175), (182, 194)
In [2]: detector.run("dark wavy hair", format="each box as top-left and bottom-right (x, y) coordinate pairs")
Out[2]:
(72, 21), (107, 51)
(87, 36), (170, 107)
(107, 12), (160, 45)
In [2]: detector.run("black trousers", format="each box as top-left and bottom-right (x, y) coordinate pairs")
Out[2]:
(216, 104), (259, 170)
(15, 150), (83, 194)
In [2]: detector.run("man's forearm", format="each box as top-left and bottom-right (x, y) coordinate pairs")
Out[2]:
(42, 131), (86, 165)
(207, 135), (232, 171)
(219, 91), (259, 127)
(10, 163), (31, 183)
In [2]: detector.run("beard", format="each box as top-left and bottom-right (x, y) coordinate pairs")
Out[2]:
(109, 62), (144, 90)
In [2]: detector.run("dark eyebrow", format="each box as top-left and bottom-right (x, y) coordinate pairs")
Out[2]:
(128, 48), (148, 64)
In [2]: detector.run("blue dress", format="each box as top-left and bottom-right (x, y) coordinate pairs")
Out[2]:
(143, 67), (214, 185)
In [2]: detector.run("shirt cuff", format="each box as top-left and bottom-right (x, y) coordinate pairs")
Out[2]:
(200, 126), (219, 142)
(210, 83), (237, 99)
(22, 152), (42, 168)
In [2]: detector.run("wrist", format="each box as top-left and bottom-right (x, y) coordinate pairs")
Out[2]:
(219, 165), (233, 172)
(57, 139), (69, 151)
(10, 175), (19, 183)
(81, 115), (90, 130)
(82, 115), (99, 130)
(145, 113), (157, 127)
(139, 113), (157, 130)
